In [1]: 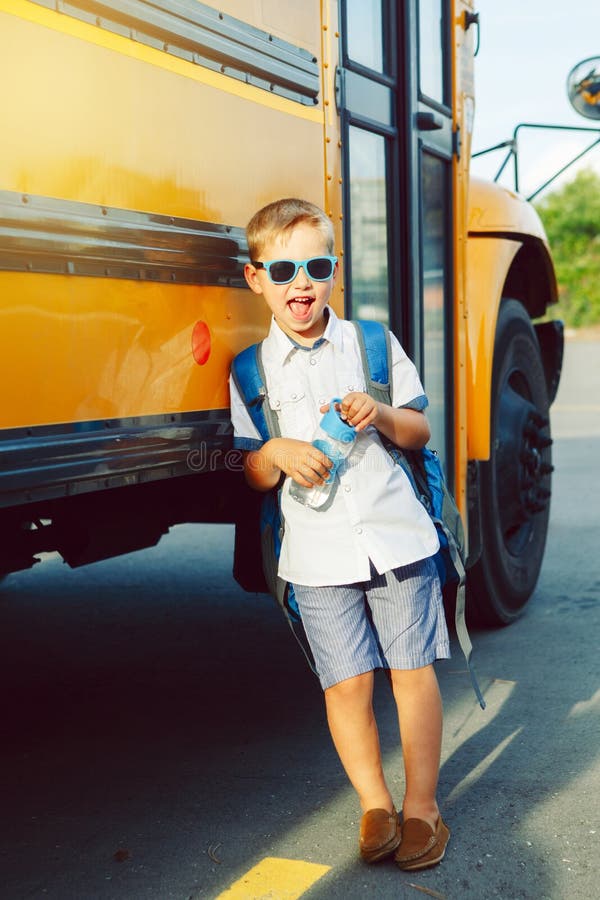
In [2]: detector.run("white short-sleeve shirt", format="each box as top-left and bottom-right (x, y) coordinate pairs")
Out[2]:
(229, 307), (439, 587)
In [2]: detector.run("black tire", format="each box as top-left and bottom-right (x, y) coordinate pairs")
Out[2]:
(467, 299), (553, 626)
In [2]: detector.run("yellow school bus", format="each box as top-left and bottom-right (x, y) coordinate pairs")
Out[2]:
(0, 0), (563, 625)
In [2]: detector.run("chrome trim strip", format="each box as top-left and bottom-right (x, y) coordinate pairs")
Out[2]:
(31, 0), (320, 105)
(0, 190), (249, 285)
(0, 410), (234, 508)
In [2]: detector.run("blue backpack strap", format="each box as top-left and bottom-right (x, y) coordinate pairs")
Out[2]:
(231, 342), (316, 668)
(231, 342), (281, 442)
(352, 319), (392, 405)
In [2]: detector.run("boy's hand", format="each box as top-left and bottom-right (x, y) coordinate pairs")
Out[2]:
(320, 393), (379, 432)
(319, 394), (431, 450)
(264, 437), (333, 487)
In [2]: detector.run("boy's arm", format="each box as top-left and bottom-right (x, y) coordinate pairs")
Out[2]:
(229, 368), (332, 492)
(326, 394), (430, 450)
(332, 329), (430, 450)
(369, 401), (431, 449)
(244, 438), (334, 492)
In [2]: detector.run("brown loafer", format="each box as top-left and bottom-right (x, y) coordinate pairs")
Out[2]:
(394, 816), (450, 870)
(359, 807), (401, 863)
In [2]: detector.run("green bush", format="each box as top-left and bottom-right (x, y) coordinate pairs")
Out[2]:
(534, 169), (600, 327)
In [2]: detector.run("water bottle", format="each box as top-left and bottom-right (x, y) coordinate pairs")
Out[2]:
(289, 398), (357, 509)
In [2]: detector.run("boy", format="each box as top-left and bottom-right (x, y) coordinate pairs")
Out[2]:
(229, 198), (451, 870)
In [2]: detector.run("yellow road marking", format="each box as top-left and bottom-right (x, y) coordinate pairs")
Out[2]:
(215, 857), (331, 899)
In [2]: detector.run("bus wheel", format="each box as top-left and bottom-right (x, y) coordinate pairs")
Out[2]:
(468, 298), (553, 626)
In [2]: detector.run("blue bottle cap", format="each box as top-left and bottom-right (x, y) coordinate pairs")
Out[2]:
(319, 398), (356, 443)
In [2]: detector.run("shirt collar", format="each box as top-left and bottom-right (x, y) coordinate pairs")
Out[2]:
(264, 306), (344, 365)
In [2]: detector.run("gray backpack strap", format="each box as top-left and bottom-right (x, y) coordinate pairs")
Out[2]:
(442, 528), (486, 709)
(255, 342), (282, 439)
(255, 348), (317, 675)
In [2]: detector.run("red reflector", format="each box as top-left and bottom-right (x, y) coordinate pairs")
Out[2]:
(191, 320), (211, 365)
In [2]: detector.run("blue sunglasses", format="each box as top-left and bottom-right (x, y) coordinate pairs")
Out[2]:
(252, 255), (338, 285)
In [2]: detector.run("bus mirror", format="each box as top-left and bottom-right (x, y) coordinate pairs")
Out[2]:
(567, 57), (600, 120)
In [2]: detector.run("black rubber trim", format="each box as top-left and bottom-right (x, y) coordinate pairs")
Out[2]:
(0, 191), (248, 285)
(31, 0), (320, 105)
(0, 410), (236, 509)
(468, 230), (533, 242)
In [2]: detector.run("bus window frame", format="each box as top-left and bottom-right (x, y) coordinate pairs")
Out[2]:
(338, 0), (404, 338)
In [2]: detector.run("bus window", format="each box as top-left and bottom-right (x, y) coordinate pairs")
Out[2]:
(347, 127), (390, 324)
(418, 0), (446, 106)
(421, 150), (451, 460)
(346, 0), (386, 73)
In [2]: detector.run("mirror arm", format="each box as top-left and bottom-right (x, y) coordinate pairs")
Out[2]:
(526, 135), (600, 201)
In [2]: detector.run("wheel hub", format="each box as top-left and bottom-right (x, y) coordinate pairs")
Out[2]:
(496, 385), (553, 547)
(520, 411), (553, 514)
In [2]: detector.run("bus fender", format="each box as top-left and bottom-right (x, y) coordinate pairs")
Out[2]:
(466, 179), (560, 460)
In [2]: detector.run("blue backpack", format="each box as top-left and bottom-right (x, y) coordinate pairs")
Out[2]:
(231, 319), (485, 707)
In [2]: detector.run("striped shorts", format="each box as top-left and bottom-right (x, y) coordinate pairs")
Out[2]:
(292, 556), (450, 690)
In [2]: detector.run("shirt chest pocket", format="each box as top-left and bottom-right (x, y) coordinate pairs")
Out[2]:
(268, 385), (308, 439)
(332, 339), (368, 398)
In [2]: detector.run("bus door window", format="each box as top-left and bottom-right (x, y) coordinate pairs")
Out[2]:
(421, 150), (451, 464)
(413, 0), (453, 474)
(418, 0), (446, 104)
(348, 127), (390, 323)
(340, 1), (397, 327)
(346, 0), (385, 72)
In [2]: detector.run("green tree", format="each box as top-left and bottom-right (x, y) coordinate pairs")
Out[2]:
(535, 168), (600, 327)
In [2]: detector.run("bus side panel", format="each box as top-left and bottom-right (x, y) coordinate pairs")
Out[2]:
(0, 2), (332, 431)
(0, 3), (324, 221)
(0, 274), (271, 428)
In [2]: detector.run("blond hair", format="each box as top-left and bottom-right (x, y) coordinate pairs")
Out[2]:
(246, 198), (334, 260)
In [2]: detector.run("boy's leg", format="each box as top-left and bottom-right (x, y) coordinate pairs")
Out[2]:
(325, 670), (401, 863)
(362, 559), (449, 837)
(324, 670), (393, 813)
(292, 578), (395, 812)
(291, 579), (402, 861)
(389, 664), (442, 828)
(389, 664), (450, 870)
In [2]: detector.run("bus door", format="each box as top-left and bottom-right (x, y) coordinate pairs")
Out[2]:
(338, 0), (454, 476)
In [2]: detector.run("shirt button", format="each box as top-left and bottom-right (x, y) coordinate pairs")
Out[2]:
(344, 485), (352, 492)
(275, 401), (281, 409)
(319, 398), (326, 406)
(355, 526), (363, 534)
(291, 393), (297, 399)
(310, 358), (317, 366)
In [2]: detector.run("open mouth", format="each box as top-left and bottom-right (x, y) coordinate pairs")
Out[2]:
(288, 297), (314, 319)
